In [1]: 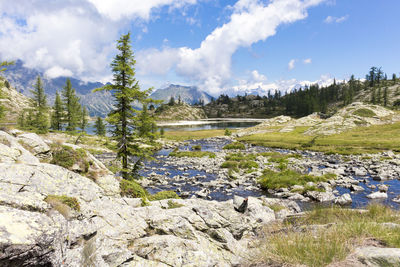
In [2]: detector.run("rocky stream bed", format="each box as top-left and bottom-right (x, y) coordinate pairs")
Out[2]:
(97, 137), (400, 210)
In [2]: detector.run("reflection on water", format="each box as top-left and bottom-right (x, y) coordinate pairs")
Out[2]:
(84, 120), (261, 135)
(160, 121), (260, 132)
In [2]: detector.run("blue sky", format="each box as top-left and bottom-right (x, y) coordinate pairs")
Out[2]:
(0, 0), (399, 96)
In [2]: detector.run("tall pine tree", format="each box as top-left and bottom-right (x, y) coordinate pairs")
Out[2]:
(80, 106), (88, 132)
(30, 76), (49, 133)
(51, 91), (63, 130)
(95, 33), (154, 179)
(62, 78), (81, 131)
(94, 116), (106, 136)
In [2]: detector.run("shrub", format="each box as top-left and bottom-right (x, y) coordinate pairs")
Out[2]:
(120, 179), (149, 199)
(224, 128), (232, 136)
(221, 161), (239, 169)
(223, 142), (245, 150)
(148, 190), (180, 201)
(44, 194), (80, 217)
(353, 108), (376, 118)
(51, 145), (89, 172)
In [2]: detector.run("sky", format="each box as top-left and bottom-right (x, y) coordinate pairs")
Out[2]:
(0, 0), (399, 96)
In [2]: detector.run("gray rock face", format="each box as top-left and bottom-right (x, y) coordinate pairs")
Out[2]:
(334, 193), (352, 205)
(17, 133), (51, 158)
(0, 132), (299, 266)
(354, 246), (400, 266)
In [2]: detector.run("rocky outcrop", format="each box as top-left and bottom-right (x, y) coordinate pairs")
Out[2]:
(0, 130), (300, 266)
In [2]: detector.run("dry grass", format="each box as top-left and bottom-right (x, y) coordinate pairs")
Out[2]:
(252, 204), (400, 267)
(239, 122), (400, 154)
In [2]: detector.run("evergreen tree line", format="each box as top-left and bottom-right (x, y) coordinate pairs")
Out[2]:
(207, 67), (398, 118)
(17, 76), (90, 134)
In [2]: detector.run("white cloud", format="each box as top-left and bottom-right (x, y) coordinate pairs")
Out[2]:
(303, 58), (312, 64)
(87, 0), (198, 21)
(0, 0), (198, 81)
(288, 59), (296, 70)
(138, 0), (325, 94)
(45, 66), (74, 78)
(324, 15), (349, 24)
(230, 73), (337, 97)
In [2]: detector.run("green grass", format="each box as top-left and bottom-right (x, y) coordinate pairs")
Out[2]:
(164, 129), (229, 141)
(44, 195), (80, 211)
(192, 144), (202, 151)
(223, 141), (245, 150)
(120, 179), (149, 199)
(353, 108), (376, 118)
(255, 204), (400, 267)
(221, 153), (259, 174)
(239, 122), (400, 154)
(169, 150), (216, 158)
(258, 169), (335, 190)
(166, 200), (184, 209)
(148, 190), (180, 201)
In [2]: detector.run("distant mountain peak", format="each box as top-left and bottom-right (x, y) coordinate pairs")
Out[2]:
(151, 84), (212, 105)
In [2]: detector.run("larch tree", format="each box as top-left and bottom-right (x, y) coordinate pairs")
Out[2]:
(94, 116), (106, 136)
(62, 78), (81, 131)
(95, 32), (155, 179)
(51, 91), (63, 131)
(80, 106), (88, 132)
(30, 76), (49, 133)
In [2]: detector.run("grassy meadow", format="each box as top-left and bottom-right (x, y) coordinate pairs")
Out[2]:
(239, 122), (400, 155)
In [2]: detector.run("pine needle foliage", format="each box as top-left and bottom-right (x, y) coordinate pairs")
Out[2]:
(95, 32), (157, 179)
(62, 78), (81, 131)
(51, 91), (63, 131)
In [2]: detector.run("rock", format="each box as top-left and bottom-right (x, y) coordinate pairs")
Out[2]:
(334, 193), (352, 205)
(354, 246), (400, 266)
(350, 184), (364, 192)
(0, 131), (40, 164)
(233, 195), (248, 213)
(378, 184), (389, 192)
(366, 192), (388, 199)
(17, 133), (51, 158)
(305, 191), (336, 202)
(393, 196), (400, 203)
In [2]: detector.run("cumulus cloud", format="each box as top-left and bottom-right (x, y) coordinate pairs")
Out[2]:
(303, 58), (312, 64)
(230, 72), (337, 96)
(0, 0), (198, 81)
(138, 0), (325, 94)
(288, 59), (296, 70)
(324, 15), (349, 24)
(87, 0), (198, 21)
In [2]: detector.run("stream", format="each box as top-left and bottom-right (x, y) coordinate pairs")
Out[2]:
(132, 138), (400, 209)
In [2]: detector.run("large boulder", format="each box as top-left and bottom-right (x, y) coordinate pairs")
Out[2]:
(354, 246), (400, 266)
(0, 131), (39, 164)
(17, 133), (51, 159)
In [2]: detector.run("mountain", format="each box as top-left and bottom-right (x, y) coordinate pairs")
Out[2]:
(2, 60), (114, 117)
(150, 84), (213, 105)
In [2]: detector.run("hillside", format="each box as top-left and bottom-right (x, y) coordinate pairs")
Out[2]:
(155, 103), (207, 121)
(1, 60), (115, 117)
(151, 84), (212, 105)
(204, 72), (400, 119)
(0, 76), (30, 122)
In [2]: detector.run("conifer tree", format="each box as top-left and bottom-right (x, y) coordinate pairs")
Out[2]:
(94, 116), (106, 136)
(62, 78), (81, 131)
(383, 87), (388, 107)
(80, 106), (88, 132)
(51, 91), (63, 131)
(95, 32), (155, 179)
(30, 76), (49, 133)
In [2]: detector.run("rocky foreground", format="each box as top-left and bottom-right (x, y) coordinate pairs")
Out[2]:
(0, 129), (300, 266)
(1, 130), (400, 266)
